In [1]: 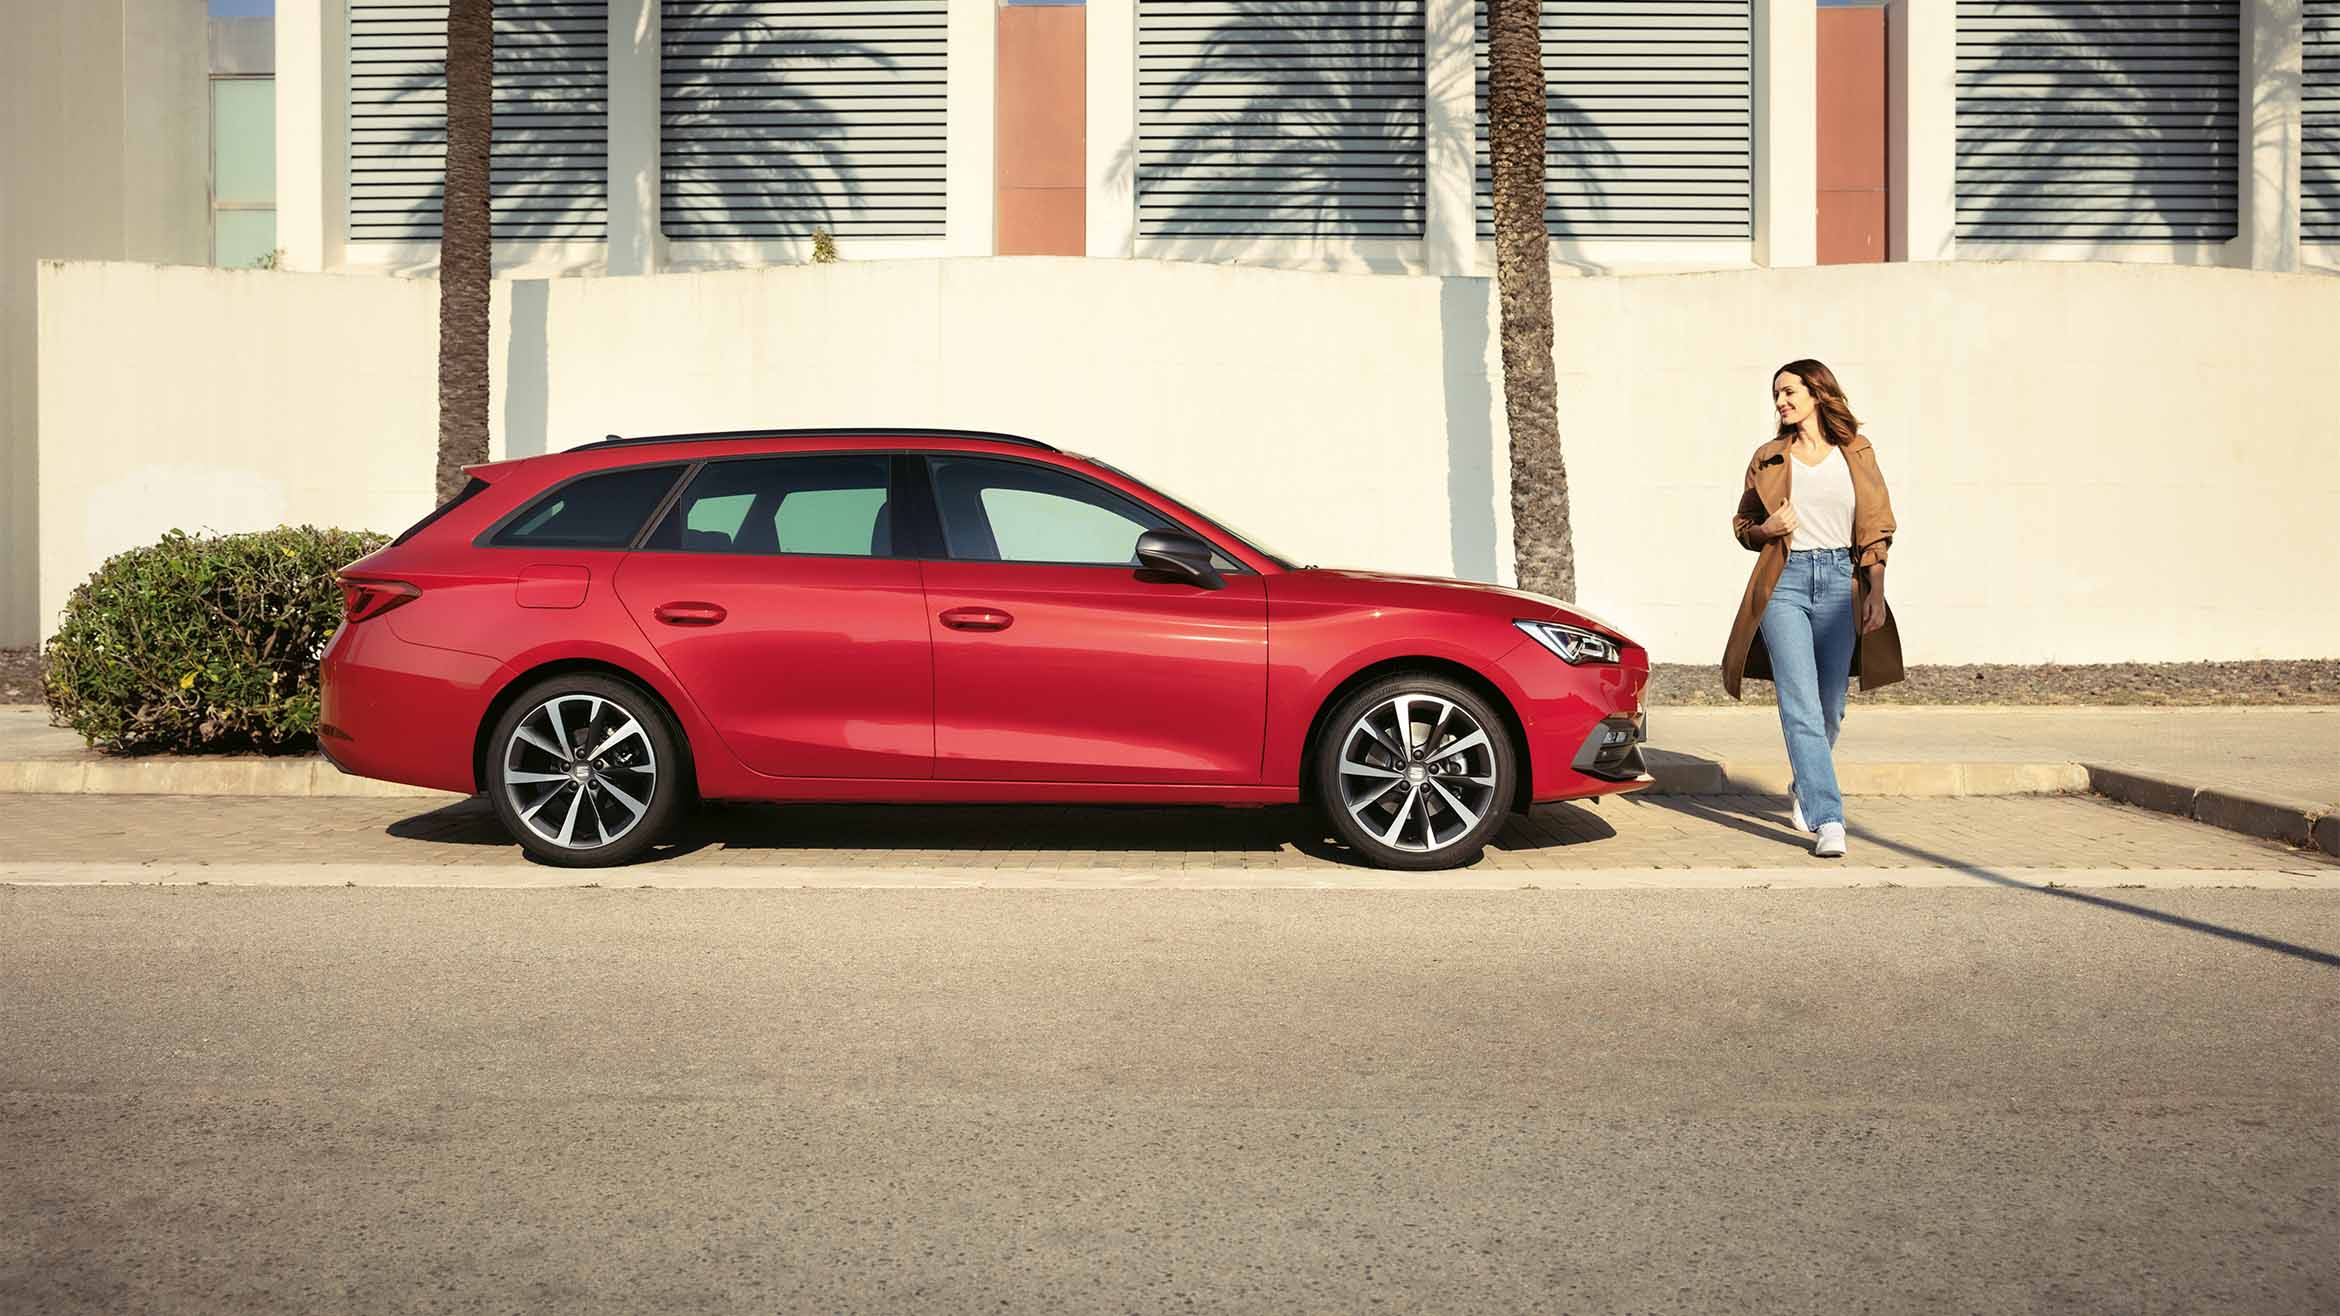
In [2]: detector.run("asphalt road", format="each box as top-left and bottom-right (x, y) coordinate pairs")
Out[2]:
(5, 885), (2337, 1314)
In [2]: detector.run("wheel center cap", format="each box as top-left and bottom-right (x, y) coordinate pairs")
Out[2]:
(569, 764), (594, 783)
(1405, 764), (1428, 785)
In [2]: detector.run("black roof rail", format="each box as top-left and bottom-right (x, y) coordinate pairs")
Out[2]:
(569, 427), (1058, 454)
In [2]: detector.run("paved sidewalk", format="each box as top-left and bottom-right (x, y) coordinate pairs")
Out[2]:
(1652, 705), (2340, 807)
(11, 702), (2332, 802)
(3, 792), (2329, 882)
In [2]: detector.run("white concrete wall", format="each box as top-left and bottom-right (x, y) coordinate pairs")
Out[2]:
(38, 262), (440, 637)
(37, 257), (2340, 667)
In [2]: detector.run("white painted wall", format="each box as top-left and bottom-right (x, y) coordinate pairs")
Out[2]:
(37, 258), (2340, 668)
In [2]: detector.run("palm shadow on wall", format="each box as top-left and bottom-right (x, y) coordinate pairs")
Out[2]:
(1106, 0), (1677, 273)
(1490, 5), (1750, 272)
(659, 0), (919, 254)
(1955, 0), (2281, 252)
(1106, 0), (1450, 271)
(347, 3), (612, 273)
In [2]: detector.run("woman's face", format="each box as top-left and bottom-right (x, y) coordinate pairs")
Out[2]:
(1773, 373), (1816, 430)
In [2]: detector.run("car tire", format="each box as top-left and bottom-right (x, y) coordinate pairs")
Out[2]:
(485, 673), (686, 867)
(1314, 673), (1517, 871)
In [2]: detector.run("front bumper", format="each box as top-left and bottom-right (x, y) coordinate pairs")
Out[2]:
(1569, 712), (1649, 782)
(1492, 636), (1652, 804)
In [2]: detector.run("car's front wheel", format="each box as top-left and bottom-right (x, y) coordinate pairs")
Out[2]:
(1314, 674), (1516, 870)
(485, 674), (685, 867)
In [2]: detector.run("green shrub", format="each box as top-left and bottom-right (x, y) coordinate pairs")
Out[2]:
(44, 526), (388, 754)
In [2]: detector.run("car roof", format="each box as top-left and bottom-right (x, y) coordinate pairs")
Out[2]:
(461, 429), (1072, 486)
(568, 428), (1058, 456)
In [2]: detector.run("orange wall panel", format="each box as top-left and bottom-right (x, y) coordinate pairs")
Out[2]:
(1817, 5), (1887, 265)
(997, 6), (1086, 255)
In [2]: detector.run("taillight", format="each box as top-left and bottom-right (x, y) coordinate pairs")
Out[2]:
(339, 577), (420, 623)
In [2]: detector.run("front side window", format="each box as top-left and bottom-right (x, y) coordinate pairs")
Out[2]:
(928, 457), (1181, 566)
(644, 456), (895, 557)
(490, 464), (685, 549)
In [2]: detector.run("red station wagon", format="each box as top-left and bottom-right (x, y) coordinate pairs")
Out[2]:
(321, 429), (1650, 869)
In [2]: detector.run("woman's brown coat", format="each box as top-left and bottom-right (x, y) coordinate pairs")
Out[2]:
(1722, 432), (1904, 699)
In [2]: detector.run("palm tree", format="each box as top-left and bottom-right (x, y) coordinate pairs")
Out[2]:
(436, 0), (493, 501)
(1483, 0), (1574, 601)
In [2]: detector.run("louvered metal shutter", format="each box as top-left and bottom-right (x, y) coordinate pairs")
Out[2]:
(347, 0), (611, 242)
(1471, 0), (1752, 240)
(2308, 1), (2340, 241)
(661, 0), (948, 240)
(1134, 0), (1426, 239)
(1954, 1), (2239, 243)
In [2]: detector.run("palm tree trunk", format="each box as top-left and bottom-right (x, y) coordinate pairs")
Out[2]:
(436, 0), (494, 502)
(1484, 0), (1575, 601)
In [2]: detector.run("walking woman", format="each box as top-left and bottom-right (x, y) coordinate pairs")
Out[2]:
(1722, 359), (1903, 857)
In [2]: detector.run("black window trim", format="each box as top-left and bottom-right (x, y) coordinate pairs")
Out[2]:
(468, 448), (1258, 574)
(393, 475), (491, 547)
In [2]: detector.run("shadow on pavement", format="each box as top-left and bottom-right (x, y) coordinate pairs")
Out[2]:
(385, 796), (1618, 868)
(1652, 795), (1805, 848)
(1844, 823), (2340, 970)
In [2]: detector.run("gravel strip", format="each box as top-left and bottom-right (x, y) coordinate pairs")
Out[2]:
(1650, 660), (2340, 707)
(0, 649), (40, 704)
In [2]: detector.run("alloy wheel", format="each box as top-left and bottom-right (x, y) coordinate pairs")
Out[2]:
(1335, 694), (1501, 853)
(500, 692), (660, 850)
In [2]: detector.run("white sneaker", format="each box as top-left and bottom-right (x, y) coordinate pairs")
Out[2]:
(1813, 822), (1846, 858)
(1790, 791), (1809, 833)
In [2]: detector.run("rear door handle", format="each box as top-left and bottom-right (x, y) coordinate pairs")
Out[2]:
(653, 601), (727, 627)
(939, 607), (1013, 633)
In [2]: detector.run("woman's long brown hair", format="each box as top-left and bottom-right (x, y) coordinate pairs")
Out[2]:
(1774, 358), (1861, 447)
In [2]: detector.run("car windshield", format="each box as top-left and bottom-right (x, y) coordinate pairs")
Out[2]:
(1068, 453), (1301, 570)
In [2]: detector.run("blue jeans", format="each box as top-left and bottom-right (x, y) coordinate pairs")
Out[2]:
(1759, 547), (1856, 829)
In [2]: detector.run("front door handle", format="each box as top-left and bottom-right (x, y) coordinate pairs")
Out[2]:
(653, 601), (727, 627)
(939, 607), (1013, 633)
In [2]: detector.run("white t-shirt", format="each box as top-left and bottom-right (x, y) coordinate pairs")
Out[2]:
(1788, 444), (1855, 551)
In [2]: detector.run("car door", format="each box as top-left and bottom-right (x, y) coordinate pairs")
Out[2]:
(911, 453), (1267, 784)
(613, 453), (933, 779)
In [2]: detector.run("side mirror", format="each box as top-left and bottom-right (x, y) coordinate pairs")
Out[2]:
(1135, 528), (1225, 591)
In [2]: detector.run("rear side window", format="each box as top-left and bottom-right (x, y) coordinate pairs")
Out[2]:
(490, 464), (685, 549)
(643, 456), (895, 557)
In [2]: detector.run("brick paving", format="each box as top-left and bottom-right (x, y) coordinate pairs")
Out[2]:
(1, 791), (2329, 873)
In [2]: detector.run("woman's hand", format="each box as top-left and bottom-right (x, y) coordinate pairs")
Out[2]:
(1860, 570), (1889, 635)
(1759, 502), (1799, 541)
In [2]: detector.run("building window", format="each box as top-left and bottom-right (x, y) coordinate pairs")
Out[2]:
(346, 0), (612, 243)
(212, 77), (278, 266)
(1134, 0), (1428, 241)
(1472, 0), (1754, 241)
(660, 0), (950, 241)
(1953, 0), (2241, 244)
(2308, 0), (2339, 243)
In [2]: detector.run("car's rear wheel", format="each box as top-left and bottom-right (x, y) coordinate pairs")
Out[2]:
(1314, 674), (1516, 871)
(485, 674), (684, 867)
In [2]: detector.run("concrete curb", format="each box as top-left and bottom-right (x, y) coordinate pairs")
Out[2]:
(0, 756), (456, 799)
(1643, 758), (2088, 798)
(2, 861), (2333, 892)
(2084, 765), (2337, 857)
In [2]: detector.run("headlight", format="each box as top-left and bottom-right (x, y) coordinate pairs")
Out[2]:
(1513, 619), (1621, 665)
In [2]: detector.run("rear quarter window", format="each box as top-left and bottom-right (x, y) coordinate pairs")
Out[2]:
(489, 464), (686, 549)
